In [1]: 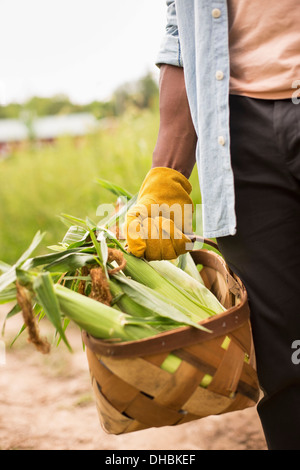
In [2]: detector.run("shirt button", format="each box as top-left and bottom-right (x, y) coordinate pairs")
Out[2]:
(218, 136), (225, 146)
(216, 70), (224, 80)
(212, 8), (221, 18)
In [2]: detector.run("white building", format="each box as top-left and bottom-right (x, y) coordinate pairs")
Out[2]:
(0, 113), (100, 155)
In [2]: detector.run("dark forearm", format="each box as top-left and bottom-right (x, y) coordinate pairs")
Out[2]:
(152, 65), (197, 179)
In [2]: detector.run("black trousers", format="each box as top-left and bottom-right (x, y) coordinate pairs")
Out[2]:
(217, 95), (300, 450)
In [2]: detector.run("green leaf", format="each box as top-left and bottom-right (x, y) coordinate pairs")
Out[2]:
(0, 231), (45, 293)
(17, 231), (45, 265)
(23, 247), (83, 271)
(96, 227), (126, 252)
(8, 304), (44, 346)
(0, 260), (12, 274)
(101, 193), (138, 229)
(99, 233), (108, 265)
(95, 177), (133, 199)
(112, 273), (211, 332)
(47, 245), (69, 252)
(85, 217), (98, 231)
(56, 317), (70, 347)
(44, 252), (96, 273)
(60, 213), (87, 228)
(87, 224), (103, 266)
(15, 268), (36, 288)
(97, 231), (108, 277)
(33, 272), (72, 351)
(0, 287), (17, 304)
(62, 225), (90, 249)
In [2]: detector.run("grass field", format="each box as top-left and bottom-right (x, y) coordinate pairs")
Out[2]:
(0, 107), (202, 264)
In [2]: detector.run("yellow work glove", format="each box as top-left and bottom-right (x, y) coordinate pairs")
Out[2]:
(124, 167), (194, 261)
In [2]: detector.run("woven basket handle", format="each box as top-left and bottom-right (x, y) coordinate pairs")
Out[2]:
(186, 233), (220, 252)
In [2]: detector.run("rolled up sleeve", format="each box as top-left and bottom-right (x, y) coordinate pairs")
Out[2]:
(156, 0), (183, 68)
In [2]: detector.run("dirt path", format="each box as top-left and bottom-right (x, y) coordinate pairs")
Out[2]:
(0, 305), (267, 451)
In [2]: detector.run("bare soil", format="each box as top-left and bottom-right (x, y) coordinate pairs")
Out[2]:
(0, 304), (267, 451)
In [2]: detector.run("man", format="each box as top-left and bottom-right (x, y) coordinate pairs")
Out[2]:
(125, 1), (300, 450)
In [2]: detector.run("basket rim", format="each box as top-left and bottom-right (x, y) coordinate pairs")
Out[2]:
(82, 249), (251, 358)
(82, 299), (250, 358)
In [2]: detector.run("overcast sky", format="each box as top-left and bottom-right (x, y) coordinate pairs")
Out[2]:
(0, 0), (167, 105)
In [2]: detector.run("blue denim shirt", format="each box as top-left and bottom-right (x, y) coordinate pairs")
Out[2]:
(156, 0), (236, 239)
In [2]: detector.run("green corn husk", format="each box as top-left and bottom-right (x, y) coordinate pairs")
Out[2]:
(108, 278), (201, 334)
(54, 283), (159, 342)
(111, 272), (211, 332)
(33, 272), (72, 351)
(109, 278), (157, 319)
(54, 284), (187, 374)
(122, 252), (220, 320)
(176, 252), (205, 284)
(149, 259), (225, 315)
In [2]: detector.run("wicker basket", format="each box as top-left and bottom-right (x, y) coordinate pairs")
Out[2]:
(82, 246), (260, 435)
